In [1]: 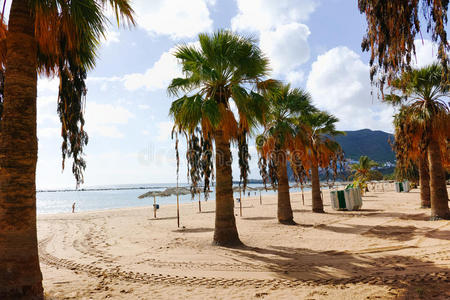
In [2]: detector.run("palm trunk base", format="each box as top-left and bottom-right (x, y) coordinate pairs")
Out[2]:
(311, 164), (323, 213)
(429, 214), (450, 221)
(276, 155), (294, 225)
(0, 284), (44, 300)
(213, 229), (242, 247)
(213, 129), (242, 247)
(427, 138), (449, 220)
(279, 219), (296, 225)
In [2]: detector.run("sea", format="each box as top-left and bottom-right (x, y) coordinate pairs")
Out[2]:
(36, 183), (305, 215)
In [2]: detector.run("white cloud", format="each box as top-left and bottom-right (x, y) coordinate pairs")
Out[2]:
(123, 42), (199, 92)
(123, 46), (180, 91)
(157, 121), (174, 142)
(306, 46), (395, 132)
(412, 39), (439, 67)
(102, 29), (120, 46)
(138, 104), (151, 110)
(133, 0), (215, 39)
(38, 95), (56, 109)
(84, 102), (134, 138)
(286, 70), (305, 85)
(38, 127), (60, 139)
(87, 76), (123, 83)
(38, 77), (59, 95)
(260, 23), (310, 74)
(37, 96), (59, 127)
(231, 1), (316, 83)
(231, 0), (317, 32)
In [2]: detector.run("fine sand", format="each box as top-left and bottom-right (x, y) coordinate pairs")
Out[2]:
(38, 186), (450, 299)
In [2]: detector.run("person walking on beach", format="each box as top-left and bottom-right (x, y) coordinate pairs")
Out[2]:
(72, 202), (76, 213)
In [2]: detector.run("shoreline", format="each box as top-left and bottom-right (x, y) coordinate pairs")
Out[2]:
(37, 181), (362, 216)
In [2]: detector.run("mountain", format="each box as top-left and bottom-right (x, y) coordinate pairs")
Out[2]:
(254, 129), (396, 183)
(334, 129), (395, 163)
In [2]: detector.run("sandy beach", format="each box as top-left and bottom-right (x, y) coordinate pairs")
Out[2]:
(38, 186), (450, 299)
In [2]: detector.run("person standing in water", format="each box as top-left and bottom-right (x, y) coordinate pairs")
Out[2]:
(72, 202), (76, 213)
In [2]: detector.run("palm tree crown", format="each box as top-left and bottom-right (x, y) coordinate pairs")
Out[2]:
(385, 63), (449, 142)
(300, 111), (344, 169)
(259, 84), (316, 150)
(351, 156), (379, 181)
(169, 30), (273, 137)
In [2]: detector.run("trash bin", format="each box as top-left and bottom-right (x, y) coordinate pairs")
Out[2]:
(395, 181), (410, 193)
(330, 188), (362, 211)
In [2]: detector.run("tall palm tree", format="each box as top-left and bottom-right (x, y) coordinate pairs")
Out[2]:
(168, 30), (273, 246)
(392, 108), (430, 207)
(386, 63), (450, 219)
(0, 1), (134, 298)
(300, 111), (344, 213)
(257, 84), (316, 224)
(351, 155), (379, 192)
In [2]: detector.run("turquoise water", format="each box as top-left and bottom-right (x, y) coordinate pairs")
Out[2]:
(36, 183), (285, 215)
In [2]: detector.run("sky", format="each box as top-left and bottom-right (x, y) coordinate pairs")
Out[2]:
(29, 0), (440, 189)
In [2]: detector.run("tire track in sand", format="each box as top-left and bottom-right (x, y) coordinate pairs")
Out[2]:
(39, 235), (450, 289)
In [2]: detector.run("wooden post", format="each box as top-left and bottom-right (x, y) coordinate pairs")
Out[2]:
(198, 190), (201, 213)
(239, 188), (242, 217)
(153, 195), (157, 218)
(176, 182), (180, 228)
(259, 190), (262, 205)
(301, 185), (305, 206)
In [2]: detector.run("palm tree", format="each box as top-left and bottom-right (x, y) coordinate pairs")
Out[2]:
(392, 108), (430, 207)
(0, 1), (134, 298)
(257, 84), (316, 224)
(168, 30), (273, 246)
(386, 63), (450, 219)
(300, 111), (344, 213)
(351, 156), (379, 192)
(297, 111), (345, 213)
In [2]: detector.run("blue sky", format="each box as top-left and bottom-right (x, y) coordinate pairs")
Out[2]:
(32, 0), (439, 189)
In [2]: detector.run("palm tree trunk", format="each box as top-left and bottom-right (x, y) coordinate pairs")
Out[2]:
(276, 151), (294, 224)
(419, 154), (430, 208)
(0, 0), (43, 299)
(213, 130), (241, 246)
(311, 162), (324, 213)
(427, 137), (450, 219)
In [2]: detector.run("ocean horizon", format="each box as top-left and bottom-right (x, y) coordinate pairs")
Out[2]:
(37, 183), (309, 215)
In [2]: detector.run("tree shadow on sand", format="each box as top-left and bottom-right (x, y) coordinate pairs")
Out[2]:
(147, 216), (178, 221)
(292, 209), (310, 213)
(325, 210), (429, 220)
(313, 224), (418, 242)
(241, 217), (276, 221)
(172, 227), (214, 233)
(227, 244), (450, 291)
(302, 221), (448, 242)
